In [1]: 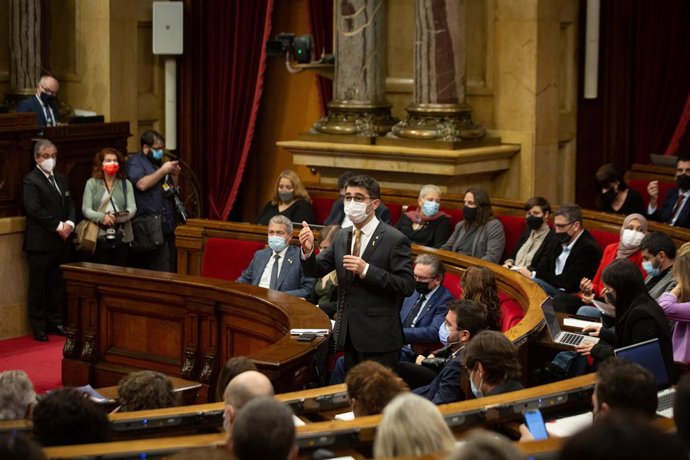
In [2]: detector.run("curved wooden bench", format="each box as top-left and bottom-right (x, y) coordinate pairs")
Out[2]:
(60, 262), (332, 399)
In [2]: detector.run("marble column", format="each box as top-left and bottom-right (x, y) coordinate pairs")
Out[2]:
(391, 0), (484, 141)
(313, 0), (397, 136)
(6, 0), (43, 104)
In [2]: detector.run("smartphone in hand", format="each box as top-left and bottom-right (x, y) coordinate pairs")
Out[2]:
(524, 409), (548, 440)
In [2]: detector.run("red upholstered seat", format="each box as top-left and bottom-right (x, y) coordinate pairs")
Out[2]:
(312, 197), (334, 225)
(497, 215), (526, 262)
(201, 238), (266, 281)
(442, 272), (463, 299)
(387, 203), (403, 226)
(498, 293), (525, 331)
(627, 178), (674, 209)
(588, 229), (618, 252)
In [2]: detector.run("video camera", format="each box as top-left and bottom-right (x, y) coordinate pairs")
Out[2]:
(266, 33), (313, 64)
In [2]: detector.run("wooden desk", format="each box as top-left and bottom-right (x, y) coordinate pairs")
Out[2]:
(61, 263), (331, 398)
(0, 113), (38, 217)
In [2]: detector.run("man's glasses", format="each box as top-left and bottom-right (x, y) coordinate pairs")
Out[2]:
(554, 221), (574, 230)
(40, 84), (57, 96)
(39, 153), (57, 160)
(343, 195), (371, 204)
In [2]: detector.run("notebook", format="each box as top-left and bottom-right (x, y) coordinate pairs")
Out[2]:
(614, 338), (675, 417)
(541, 298), (599, 347)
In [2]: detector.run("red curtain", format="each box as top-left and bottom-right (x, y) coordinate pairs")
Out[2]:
(307, 0), (333, 115)
(206, 0), (275, 220)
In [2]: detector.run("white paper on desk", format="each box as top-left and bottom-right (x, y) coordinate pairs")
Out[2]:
(293, 415), (306, 426)
(563, 317), (601, 329)
(545, 411), (593, 437)
(74, 108), (97, 116)
(74, 384), (116, 404)
(592, 300), (616, 317)
(290, 329), (329, 336)
(334, 411), (355, 421)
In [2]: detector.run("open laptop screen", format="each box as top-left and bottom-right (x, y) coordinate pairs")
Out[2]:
(614, 338), (670, 389)
(540, 297), (562, 338)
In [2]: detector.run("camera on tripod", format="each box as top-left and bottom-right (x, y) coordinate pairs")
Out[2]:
(162, 182), (188, 224)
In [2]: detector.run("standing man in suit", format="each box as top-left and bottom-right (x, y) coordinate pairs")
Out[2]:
(531, 204), (601, 298)
(647, 156), (690, 228)
(323, 171), (392, 226)
(299, 175), (415, 372)
(236, 215), (316, 298)
(23, 139), (75, 341)
(16, 75), (60, 128)
(399, 254), (454, 361)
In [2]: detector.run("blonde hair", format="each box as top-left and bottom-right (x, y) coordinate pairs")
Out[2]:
(419, 184), (441, 199)
(675, 251), (690, 302)
(271, 169), (311, 205)
(373, 393), (455, 458)
(447, 429), (523, 460)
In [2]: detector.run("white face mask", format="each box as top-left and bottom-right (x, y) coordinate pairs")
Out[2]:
(344, 200), (370, 224)
(39, 158), (56, 173)
(620, 229), (644, 247)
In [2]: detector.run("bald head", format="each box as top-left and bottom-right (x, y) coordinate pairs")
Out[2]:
(224, 371), (274, 410)
(38, 76), (59, 94)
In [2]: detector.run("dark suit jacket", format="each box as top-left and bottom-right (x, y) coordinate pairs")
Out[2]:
(533, 229), (601, 293)
(401, 285), (454, 345)
(16, 96), (59, 128)
(649, 187), (690, 229)
(23, 167), (75, 252)
(323, 200), (392, 225)
(302, 222), (415, 353)
(413, 357), (465, 405)
(593, 294), (677, 383)
(237, 245), (316, 298)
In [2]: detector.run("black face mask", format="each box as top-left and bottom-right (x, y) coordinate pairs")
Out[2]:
(39, 92), (55, 106)
(556, 231), (571, 245)
(526, 215), (544, 230)
(677, 174), (690, 191)
(463, 206), (478, 221)
(601, 188), (616, 203)
(415, 281), (432, 295)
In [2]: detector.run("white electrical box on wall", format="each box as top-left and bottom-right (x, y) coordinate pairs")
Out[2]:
(153, 2), (183, 55)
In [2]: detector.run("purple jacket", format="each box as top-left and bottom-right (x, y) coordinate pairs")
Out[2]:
(658, 292), (690, 362)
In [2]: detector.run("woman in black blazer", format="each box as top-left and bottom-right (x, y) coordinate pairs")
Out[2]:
(577, 258), (676, 383)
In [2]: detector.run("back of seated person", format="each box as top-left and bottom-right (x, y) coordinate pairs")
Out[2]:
(33, 388), (111, 446)
(503, 196), (559, 277)
(447, 429), (523, 460)
(214, 356), (258, 402)
(345, 360), (408, 417)
(592, 358), (658, 420)
(230, 396), (297, 460)
(647, 155), (690, 228)
(117, 370), (178, 412)
(0, 433), (46, 460)
(674, 374), (690, 452)
(223, 370), (274, 434)
(373, 393), (455, 458)
(0, 370), (36, 421)
(595, 164), (645, 216)
(463, 330), (523, 398)
(395, 184), (452, 248)
(441, 187), (506, 264)
(236, 215), (316, 298)
(559, 413), (686, 460)
(461, 266), (502, 331)
(323, 170), (391, 226)
(256, 169), (317, 225)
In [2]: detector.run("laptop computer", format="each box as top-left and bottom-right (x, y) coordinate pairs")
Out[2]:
(541, 298), (600, 347)
(614, 338), (675, 417)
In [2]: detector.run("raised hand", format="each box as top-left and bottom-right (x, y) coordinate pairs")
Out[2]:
(298, 221), (314, 254)
(647, 180), (659, 207)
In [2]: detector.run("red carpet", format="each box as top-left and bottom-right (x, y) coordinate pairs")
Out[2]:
(0, 335), (65, 394)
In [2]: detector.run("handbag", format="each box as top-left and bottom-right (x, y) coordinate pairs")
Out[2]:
(130, 213), (164, 253)
(75, 184), (116, 256)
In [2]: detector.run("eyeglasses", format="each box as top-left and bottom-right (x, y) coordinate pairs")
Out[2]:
(40, 84), (57, 96)
(554, 221), (574, 230)
(414, 275), (435, 283)
(39, 153), (57, 160)
(343, 194), (371, 204)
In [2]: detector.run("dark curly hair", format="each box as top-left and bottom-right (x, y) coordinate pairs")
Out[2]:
(118, 370), (179, 412)
(346, 361), (408, 416)
(463, 331), (521, 386)
(91, 147), (126, 180)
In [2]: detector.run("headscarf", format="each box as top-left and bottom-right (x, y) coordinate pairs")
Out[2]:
(616, 213), (648, 259)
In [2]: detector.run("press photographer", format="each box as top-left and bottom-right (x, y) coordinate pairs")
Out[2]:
(126, 130), (182, 272)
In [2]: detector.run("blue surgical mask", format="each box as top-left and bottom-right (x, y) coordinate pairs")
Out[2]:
(438, 323), (450, 346)
(268, 236), (287, 253)
(470, 369), (484, 398)
(422, 200), (440, 217)
(642, 259), (660, 277)
(152, 149), (164, 161)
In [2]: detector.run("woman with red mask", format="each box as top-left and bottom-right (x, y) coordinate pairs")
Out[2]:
(82, 148), (136, 266)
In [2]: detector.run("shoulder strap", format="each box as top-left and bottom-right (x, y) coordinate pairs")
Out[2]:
(98, 181), (116, 213)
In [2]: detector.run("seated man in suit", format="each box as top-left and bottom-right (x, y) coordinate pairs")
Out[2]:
(324, 170), (392, 226)
(400, 254), (454, 361)
(237, 215), (316, 298)
(16, 75), (60, 127)
(530, 203), (601, 299)
(647, 155), (690, 228)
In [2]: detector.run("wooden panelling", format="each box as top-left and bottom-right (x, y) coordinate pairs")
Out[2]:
(0, 113), (39, 217)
